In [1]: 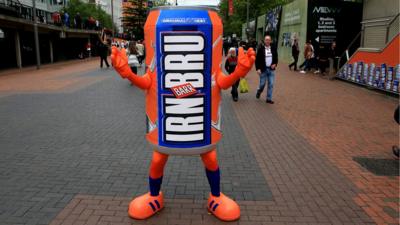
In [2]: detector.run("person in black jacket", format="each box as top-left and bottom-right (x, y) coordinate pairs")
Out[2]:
(255, 35), (278, 104)
(98, 41), (110, 68)
(288, 39), (299, 71)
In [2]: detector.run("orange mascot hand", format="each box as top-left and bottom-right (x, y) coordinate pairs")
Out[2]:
(231, 47), (256, 78)
(111, 46), (151, 90)
(217, 47), (256, 90)
(111, 46), (133, 78)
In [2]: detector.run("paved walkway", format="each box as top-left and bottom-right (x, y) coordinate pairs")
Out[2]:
(0, 60), (398, 225)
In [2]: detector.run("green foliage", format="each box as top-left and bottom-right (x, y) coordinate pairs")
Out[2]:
(219, 0), (292, 37)
(122, 0), (148, 40)
(63, 0), (112, 29)
(153, 0), (172, 7)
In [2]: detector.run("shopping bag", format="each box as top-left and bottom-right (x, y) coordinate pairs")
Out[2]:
(239, 78), (249, 93)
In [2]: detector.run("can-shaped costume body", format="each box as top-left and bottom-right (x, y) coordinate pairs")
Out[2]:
(143, 7), (224, 155)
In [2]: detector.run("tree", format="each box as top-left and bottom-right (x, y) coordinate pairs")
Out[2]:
(218, 0), (292, 37)
(63, 0), (112, 29)
(122, 0), (148, 40)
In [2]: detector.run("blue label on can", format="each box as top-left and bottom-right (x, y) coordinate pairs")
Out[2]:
(156, 9), (212, 149)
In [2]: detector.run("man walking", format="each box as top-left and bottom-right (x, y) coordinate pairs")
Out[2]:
(255, 35), (278, 104)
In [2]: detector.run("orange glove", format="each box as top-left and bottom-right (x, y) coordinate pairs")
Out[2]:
(111, 46), (133, 79)
(111, 46), (151, 90)
(231, 47), (256, 78)
(217, 47), (256, 89)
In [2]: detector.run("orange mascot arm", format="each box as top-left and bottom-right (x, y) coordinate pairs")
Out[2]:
(111, 46), (151, 90)
(216, 47), (256, 90)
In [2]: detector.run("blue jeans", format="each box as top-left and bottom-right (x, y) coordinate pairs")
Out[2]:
(257, 68), (275, 101)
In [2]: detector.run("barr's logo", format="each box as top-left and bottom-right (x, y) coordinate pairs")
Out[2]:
(171, 83), (197, 98)
(161, 32), (206, 143)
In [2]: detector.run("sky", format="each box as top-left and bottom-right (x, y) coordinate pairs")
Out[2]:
(166, 0), (220, 6)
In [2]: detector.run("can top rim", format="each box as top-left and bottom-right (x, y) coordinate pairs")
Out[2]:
(150, 6), (218, 12)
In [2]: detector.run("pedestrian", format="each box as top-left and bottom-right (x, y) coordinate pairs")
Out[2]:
(288, 39), (300, 71)
(63, 11), (70, 27)
(314, 45), (329, 75)
(255, 34), (278, 104)
(328, 41), (338, 74)
(225, 47), (239, 102)
(299, 41), (313, 74)
(74, 12), (82, 29)
(127, 41), (140, 74)
(136, 40), (145, 65)
(99, 41), (110, 68)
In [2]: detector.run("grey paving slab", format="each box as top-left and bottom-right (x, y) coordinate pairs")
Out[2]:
(0, 68), (271, 225)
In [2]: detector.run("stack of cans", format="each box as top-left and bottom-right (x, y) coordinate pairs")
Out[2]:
(368, 63), (375, 86)
(379, 64), (387, 89)
(347, 64), (352, 80)
(351, 62), (358, 81)
(356, 62), (363, 83)
(386, 67), (393, 90)
(362, 63), (369, 84)
(393, 64), (400, 92)
(374, 67), (380, 87)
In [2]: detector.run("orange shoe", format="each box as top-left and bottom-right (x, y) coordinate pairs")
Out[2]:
(128, 192), (164, 220)
(207, 192), (240, 221)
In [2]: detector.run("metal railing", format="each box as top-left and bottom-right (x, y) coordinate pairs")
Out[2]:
(386, 13), (399, 43)
(360, 13), (400, 49)
(336, 31), (362, 71)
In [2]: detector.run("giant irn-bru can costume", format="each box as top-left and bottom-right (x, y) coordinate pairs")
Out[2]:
(111, 6), (255, 221)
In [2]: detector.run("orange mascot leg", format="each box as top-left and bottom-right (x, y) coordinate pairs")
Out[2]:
(128, 151), (168, 220)
(201, 149), (240, 221)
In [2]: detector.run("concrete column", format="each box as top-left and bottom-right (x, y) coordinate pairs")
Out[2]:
(49, 39), (53, 63)
(14, 31), (22, 69)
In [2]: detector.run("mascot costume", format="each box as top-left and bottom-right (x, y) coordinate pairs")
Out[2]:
(111, 6), (255, 221)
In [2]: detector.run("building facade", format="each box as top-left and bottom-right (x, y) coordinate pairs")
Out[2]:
(94, 0), (123, 32)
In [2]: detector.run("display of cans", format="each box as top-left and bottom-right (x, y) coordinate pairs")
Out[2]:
(363, 63), (369, 84)
(386, 67), (393, 90)
(338, 62), (398, 94)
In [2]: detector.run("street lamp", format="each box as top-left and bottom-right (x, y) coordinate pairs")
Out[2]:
(32, 0), (41, 69)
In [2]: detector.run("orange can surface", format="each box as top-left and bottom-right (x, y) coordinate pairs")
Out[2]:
(143, 7), (223, 155)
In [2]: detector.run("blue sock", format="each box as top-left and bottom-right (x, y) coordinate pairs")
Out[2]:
(205, 168), (220, 197)
(149, 176), (163, 196)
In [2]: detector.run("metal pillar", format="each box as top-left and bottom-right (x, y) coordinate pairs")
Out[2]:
(15, 31), (22, 68)
(49, 39), (53, 63)
(32, 0), (41, 69)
